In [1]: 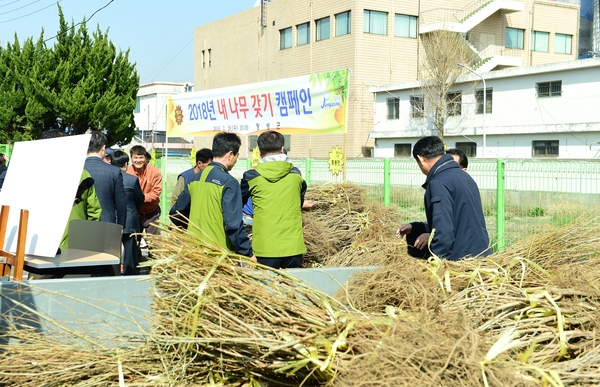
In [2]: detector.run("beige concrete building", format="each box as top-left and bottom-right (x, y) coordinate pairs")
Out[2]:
(192, 0), (579, 158)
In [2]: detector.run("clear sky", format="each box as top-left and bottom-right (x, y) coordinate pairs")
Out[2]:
(0, 0), (256, 85)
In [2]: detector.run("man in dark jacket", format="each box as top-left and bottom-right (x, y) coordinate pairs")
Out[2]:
(84, 131), (127, 229)
(170, 132), (253, 259)
(171, 148), (213, 206)
(112, 150), (145, 275)
(397, 136), (490, 260)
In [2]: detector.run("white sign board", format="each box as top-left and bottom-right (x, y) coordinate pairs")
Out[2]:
(0, 134), (91, 257)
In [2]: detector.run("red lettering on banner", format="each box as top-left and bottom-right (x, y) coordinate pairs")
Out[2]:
(217, 98), (228, 120)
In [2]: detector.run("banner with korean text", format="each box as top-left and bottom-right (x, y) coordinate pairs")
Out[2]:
(166, 69), (349, 137)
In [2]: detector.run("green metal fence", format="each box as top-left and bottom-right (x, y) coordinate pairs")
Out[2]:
(157, 157), (600, 251)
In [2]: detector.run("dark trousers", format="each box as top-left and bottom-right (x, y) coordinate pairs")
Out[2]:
(122, 233), (140, 275)
(257, 254), (303, 269)
(139, 207), (161, 235)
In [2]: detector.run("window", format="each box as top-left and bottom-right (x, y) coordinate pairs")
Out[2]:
(394, 143), (411, 157)
(531, 31), (549, 52)
(410, 95), (424, 118)
(475, 88), (492, 114)
(335, 11), (351, 36)
(202, 48), (212, 67)
(316, 17), (330, 41)
(394, 14), (417, 38)
(201, 49), (212, 67)
(248, 135), (291, 152)
(280, 27), (292, 49)
(505, 28), (524, 49)
(446, 92), (462, 116)
(554, 33), (572, 54)
(364, 10), (387, 35)
(532, 140), (559, 157)
(537, 81), (562, 98)
(456, 142), (477, 157)
(297, 22), (310, 46)
(134, 97), (141, 113)
(386, 98), (399, 119)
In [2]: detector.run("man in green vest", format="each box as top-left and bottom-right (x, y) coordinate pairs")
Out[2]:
(241, 131), (307, 269)
(170, 132), (253, 259)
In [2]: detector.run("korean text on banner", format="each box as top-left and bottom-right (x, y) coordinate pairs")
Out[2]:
(166, 70), (349, 137)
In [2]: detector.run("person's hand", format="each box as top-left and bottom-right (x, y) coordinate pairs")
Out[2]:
(302, 200), (314, 210)
(396, 223), (412, 238)
(413, 233), (430, 250)
(240, 255), (257, 268)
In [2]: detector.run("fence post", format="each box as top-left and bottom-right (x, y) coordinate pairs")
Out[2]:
(496, 158), (505, 252)
(159, 157), (168, 223)
(305, 158), (312, 186)
(383, 158), (391, 206)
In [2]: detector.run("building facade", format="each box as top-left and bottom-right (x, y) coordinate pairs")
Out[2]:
(134, 82), (194, 143)
(132, 82), (195, 155)
(192, 0), (579, 158)
(371, 58), (600, 159)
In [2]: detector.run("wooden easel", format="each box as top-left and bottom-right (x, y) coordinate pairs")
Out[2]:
(0, 205), (28, 281)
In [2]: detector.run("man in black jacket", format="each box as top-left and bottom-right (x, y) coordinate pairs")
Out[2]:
(397, 136), (490, 260)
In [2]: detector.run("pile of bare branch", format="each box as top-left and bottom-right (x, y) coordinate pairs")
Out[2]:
(3, 203), (600, 386)
(303, 183), (405, 267)
(147, 225), (363, 385)
(0, 330), (162, 386)
(334, 310), (528, 387)
(0, 224), (373, 386)
(337, 214), (600, 386)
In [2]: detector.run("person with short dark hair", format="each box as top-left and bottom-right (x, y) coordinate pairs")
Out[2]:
(241, 131), (307, 269)
(127, 145), (162, 236)
(446, 148), (468, 170)
(112, 150), (145, 275)
(170, 148), (213, 206)
(103, 147), (115, 164)
(84, 131), (127, 229)
(170, 132), (253, 259)
(396, 136), (489, 260)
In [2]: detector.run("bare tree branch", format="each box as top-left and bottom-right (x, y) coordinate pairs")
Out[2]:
(419, 31), (476, 141)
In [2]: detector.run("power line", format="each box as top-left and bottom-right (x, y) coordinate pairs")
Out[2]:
(142, 31), (194, 83)
(44, 0), (113, 42)
(0, 1), (30, 11)
(0, 0), (62, 23)
(0, 0), (42, 16)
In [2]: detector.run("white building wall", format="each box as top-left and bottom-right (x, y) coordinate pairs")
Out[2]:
(376, 133), (600, 159)
(371, 58), (600, 159)
(133, 82), (193, 140)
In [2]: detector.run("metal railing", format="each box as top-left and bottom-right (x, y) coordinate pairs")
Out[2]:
(158, 157), (600, 252)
